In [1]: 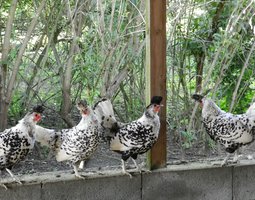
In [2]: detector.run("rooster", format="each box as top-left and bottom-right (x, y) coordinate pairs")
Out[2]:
(0, 105), (44, 189)
(98, 96), (163, 177)
(35, 100), (99, 178)
(192, 94), (255, 166)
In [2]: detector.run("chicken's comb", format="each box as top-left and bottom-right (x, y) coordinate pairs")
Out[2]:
(32, 105), (44, 113)
(192, 94), (204, 102)
(151, 96), (163, 105)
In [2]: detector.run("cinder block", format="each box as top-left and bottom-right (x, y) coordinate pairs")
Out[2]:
(6, 163), (255, 200)
(41, 174), (141, 200)
(0, 183), (42, 200)
(233, 164), (255, 200)
(142, 167), (232, 200)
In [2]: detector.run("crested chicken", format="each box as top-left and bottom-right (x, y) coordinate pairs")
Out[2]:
(0, 105), (44, 189)
(35, 100), (99, 178)
(192, 94), (255, 166)
(96, 96), (163, 177)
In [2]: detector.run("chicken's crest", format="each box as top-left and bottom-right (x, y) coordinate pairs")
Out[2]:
(32, 105), (44, 113)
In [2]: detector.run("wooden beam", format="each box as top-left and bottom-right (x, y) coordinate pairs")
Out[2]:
(146, 0), (167, 170)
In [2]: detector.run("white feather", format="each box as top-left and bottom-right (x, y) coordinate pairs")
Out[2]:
(93, 99), (118, 129)
(55, 149), (74, 162)
(110, 136), (131, 151)
(246, 102), (255, 116)
(34, 125), (56, 147)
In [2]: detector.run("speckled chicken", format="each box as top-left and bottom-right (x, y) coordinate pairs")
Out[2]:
(35, 100), (99, 178)
(192, 94), (255, 166)
(109, 96), (163, 177)
(0, 105), (44, 189)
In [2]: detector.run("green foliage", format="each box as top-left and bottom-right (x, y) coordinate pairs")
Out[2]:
(180, 130), (197, 149)
(1, 0), (255, 157)
(167, 0), (255, 154)
(0, 0), (146, 127)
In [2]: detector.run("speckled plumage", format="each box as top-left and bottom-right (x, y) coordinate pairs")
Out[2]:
(109, 96), (163, 176)
(0, 128), (33, 170)
(0, 107), (43, 170)
(35, 101), (99, 178)
(110, 113), (160, 159)
(54, 117), (99, 165)
(193, 94), (255, 165)
(202, 99), (255, 152)
(0, 106), (43, 188)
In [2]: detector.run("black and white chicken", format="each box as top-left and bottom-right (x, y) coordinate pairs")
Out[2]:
(100, 96), (163, 177)
(192, 94), (255, 166)
(35, 100), (99, 178)
(0, 105), (44, 189)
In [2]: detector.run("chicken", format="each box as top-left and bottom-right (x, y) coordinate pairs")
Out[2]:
(0, 105), (44, 189)
(35, 100), (99, 178)
(192, 94), (255, 166)
(105, 96), (163, 177)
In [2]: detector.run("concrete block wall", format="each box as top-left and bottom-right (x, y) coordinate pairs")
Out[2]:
(1, 160), (255, 200)
(143, 167), (232, 200)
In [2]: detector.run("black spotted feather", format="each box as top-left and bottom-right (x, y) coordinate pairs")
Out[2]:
(0, 106), (43, 188)
(192, 94), (255, 165)
(0, 106), (43, 170)
(109, 96), (162, 175)
(35, 101), (99, 177)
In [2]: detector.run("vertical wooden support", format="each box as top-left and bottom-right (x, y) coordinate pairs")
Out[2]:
(146, 0), (167, 170)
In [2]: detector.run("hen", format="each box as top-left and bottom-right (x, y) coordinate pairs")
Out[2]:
(0, 105), (44, 189)
(35, 100), (99, 178)
(192, 94), (255, 166)
(106, 96), (163, 177)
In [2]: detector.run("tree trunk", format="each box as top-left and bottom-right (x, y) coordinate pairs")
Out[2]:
(60, 38), (76, 127)
(59, 0), (85, 127)
(0, 0), (18, 130)
(0, 0), (46, 130)
(195, 53), (205, 93)
(195, 0), (226, 93)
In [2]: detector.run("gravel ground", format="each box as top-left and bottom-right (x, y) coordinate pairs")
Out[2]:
(4, 137), (254, 179)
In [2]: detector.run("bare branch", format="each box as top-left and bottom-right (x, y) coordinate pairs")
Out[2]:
(6, 0), (47, 102)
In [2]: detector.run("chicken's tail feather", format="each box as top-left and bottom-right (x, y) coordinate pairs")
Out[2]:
(34, 125), (59, 148)
(93, 98), (120, 138)
(246, 102), (255, 116)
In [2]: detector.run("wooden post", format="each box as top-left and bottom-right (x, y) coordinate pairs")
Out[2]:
(146, 0), (167, 170)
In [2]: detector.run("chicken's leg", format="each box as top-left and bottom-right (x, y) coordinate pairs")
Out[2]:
(73, 164), (85, 179)
(0, 183), (7, 190)
(221, 153), (231, 166)
(79, 161), (85, 169)
(121, 159), (132, 178)
(131, 158), (141, 173)
(6, 168), (22, 184)
(232, 151), (239, 163)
